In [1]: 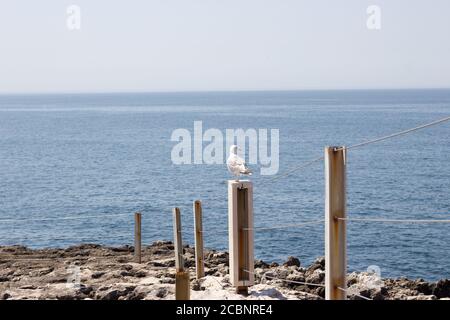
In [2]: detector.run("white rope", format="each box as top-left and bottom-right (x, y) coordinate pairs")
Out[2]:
(0, 213), (131, 223)
(340, 116), (450, 151)
(264, 116), (450, 180)
(244, 269), (325, 288)
(338, 217), (450, 224)
(266, 156), (324, 182)
(5, 233), (134, 242)
(337, 286), (372, 300)
(243, 219), (324, 231)
(0, 255), (134, 262)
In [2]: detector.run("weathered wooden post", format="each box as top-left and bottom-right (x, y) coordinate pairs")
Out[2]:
(173, 207), (190, 300)
(228, 180), (254, 295)
(193, 200), (205, 279)
(134, 212), (142, 263)
(325, 146), (347, 300)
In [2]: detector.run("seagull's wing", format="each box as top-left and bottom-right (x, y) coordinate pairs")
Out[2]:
(235, 156), (252, 175)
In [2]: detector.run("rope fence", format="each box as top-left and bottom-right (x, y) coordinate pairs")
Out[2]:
(0, 213), (131, 223)
(0, 115), (449, 300)
(339, 217), (450, 224)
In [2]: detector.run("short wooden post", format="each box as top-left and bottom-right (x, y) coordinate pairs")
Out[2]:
(325, 146), (347, 300)
(228, 180), (254, 295)
(134, 212), (142, 263)
(173, 207), (190, 300)
(193, 200), (205, 279)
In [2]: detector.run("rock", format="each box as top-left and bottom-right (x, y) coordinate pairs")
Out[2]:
(277, 269), (290, 279)
(110, 245), (133, 253)
(159, 277), (175, 284)
(96, 286), (136, 300)
(19, 285), (37, 290)
(305, 269), (324, 284)
(283, 256), (300, 267)
(348, 289), (371, 300)
(184, 258), (196, 268)
(307, 257), (325, 272)
(254, 260), (270, 269)
(77, 285), (94, 296)
(205, 268), (219, 276)
(207, 252), (229, 265)
(312, 286), (325, 298)
(284, 273), (306, 288)
(35, 267), (54, 276)
(1, 293), (11, 300)
(433, 279), (450, 298)
(0, 242), (447, 301)
(45, 275), (69, 284)
(155, 287), (168, 298)
(91, 272), (105, 279)
(392, 289), (420, 300)
(410, 279), (433, 295)
(406, 295), (437, 300)
(152, 240), (173, 246)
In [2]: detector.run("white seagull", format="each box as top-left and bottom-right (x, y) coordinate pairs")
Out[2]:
(227, 145), (252, 181)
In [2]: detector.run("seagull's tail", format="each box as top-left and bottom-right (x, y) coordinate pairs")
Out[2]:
(240, 168), (252, 176)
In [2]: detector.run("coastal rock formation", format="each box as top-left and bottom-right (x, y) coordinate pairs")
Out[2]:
(0, 242), (449, 300)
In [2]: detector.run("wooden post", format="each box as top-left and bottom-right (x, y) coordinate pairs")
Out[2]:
(173, 207), (190, 300)
(134, 212), (142, 263)
(325, 146), (347, 300)
(193, 200), (205, 279)
(228, 180), (254, 295)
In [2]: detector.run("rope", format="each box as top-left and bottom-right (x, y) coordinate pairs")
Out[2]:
(337, 286), (372, 300)
(263, 116), (449, 180)
(0, 213), (131, 223)
(266, 155), (324, 182)
(338, 217), (450, 224)
(243, 269), (325, 288)
(339, 116), (450, 151)
(0, 255), (135, 262)
(243, 219), (324, 231)
(3, 234), (134, 242)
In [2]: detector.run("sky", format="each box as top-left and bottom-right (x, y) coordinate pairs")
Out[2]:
(0, 0), (450, 93)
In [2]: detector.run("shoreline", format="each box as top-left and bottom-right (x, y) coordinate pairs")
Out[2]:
(1, 241), (449, 300)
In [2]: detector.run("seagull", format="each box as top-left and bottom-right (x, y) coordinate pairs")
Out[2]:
(227, 145), (252, 181)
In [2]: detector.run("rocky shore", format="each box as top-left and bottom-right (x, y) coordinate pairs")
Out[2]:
(1, 241), (449, 300)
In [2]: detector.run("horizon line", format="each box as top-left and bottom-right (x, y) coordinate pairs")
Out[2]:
(1, 87), (450, 96)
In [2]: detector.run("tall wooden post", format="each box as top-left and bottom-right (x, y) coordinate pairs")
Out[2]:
(173, 207), (190, 300)
(193, 200), (205, 279)
(134, 212), (142, 263)
(228, 180), (254, 295)
(325, 146), (347, 300)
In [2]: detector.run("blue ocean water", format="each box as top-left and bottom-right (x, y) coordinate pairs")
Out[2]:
(0, 89), (449, 280)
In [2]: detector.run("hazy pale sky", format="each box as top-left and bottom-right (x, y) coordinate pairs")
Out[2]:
(1, 0), (450, 93)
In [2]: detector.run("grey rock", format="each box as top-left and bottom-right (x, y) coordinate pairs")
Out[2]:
(155, 287), (168, 298)
(432, 279), (450, 298)
(91, 272), (105, 279)
(283, 256), (300, 267)
(96, 286), (136, 300)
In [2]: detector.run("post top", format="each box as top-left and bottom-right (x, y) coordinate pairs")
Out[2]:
(228, 180), (252, 189)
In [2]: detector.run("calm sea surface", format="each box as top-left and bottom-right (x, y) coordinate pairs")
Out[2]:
(0, 90), (449, 280)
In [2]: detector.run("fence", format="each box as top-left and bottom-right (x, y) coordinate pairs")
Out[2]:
(174, 115), (450, 300)
(0, 115), (449, 300)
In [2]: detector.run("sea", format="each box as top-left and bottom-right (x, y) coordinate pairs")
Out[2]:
(0, 89), (449, 280)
